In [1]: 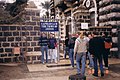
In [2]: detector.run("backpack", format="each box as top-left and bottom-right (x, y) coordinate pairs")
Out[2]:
(105, 42), (112, 49)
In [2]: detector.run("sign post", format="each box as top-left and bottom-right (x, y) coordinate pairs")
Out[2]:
(40, 22), (59, 32)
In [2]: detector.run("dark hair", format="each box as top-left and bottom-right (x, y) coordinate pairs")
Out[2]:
(93, 31), (99, 35)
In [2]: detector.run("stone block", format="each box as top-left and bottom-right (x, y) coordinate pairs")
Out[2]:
(26, 32), (29, 36)
(8, 37), (14, 41)
(36, 12), (40, 16)
(17, 27), (21, 30)
(26, 26), (33, 30)
(27, 37), (32, 41)
(0, 32), (2, 36)
(22, 32), (26, 36)
(0, 48), (3, 52)
(25, 16), (30, 20)
(30, 22), (37, 25)
(16, 37), (21, 41)
(4, 32), (12, 36)
(3, 43), (10, 47)
(34, 26), (39, 30)
(5, 48), (12, 52)
(0, 37), (6, 42)
(34, 37), (39, 41)
(10, 26), (16, 30)
(13, 32), (19, 36)
(30, 32), (36, 36)
(28, 48), (33, 52)
(32, 16), (39, 21)
(34, 47), (40, 51)
(2, 26), (9, 31)
(31, 42), (36, 46)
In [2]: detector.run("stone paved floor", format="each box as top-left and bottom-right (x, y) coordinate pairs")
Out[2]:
(0, 58), (120, 80)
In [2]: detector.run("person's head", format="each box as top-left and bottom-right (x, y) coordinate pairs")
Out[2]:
(78, 31), (84, 39)
(92, 31), (98, 37)
(42, 33), (46, 37)
(88, 34), (93, 39)
(50, 33), (54, 38)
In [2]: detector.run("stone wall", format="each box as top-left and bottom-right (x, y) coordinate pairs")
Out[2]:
(0, 8), (40, 54)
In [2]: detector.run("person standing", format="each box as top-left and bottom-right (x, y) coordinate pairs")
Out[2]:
(102, 32), (112, 69)
(64, 36), (69, 59)
(74, 31), (88, 76)
(68, 35), (76, 68)
(39, 33), (48, 64)
(48, 33), (57, 63)
(89, 32), (105, 77)
(84, 33), (94, 69)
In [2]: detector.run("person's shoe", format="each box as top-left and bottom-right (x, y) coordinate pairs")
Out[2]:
(101, 72), (104, 77)
(92, 74), (98, 77)
(104, 66), (108, 70)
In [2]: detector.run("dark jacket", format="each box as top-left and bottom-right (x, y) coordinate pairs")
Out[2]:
(65, 38), (69, 47)
(89, 36), (105, 58)
(68, 37), (76, 49)
(48, 37), (57, 49)
(39, 37), (48, 46)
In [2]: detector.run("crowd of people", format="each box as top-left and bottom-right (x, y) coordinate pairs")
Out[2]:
(39, 31), (112, 77)
(64, 31), (112, 77)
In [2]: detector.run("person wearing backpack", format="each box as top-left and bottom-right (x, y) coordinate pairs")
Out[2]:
(74, 31), (88, 76)
(102, 32), (112, 69)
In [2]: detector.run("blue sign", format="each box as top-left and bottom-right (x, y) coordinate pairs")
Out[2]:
(40, 22), (59, 32)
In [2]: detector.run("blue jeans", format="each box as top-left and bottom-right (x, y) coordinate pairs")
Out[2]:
(41, 46), (48, 63)
(69, 49), (74, 67)
(87, 52), (94, 68)
(93, 56), (104, 75)
(76, 52), (86, 75)
(64, 47), (69, 58)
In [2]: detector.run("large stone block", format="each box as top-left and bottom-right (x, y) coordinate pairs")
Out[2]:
(27, 37), (32, 41)
(28, 48), (33, 52)
(10, 26), (16, 30)
(34, 47), (40, 51)
(0, 37), (6, 42)
(3, 43), (10, 47)
(32, 16), (39, 21)
(16, 37), (21, 41)
(8, 37), (14, 41)
(0, 48), (3, 52)
(30, 32), (36, 36)
(0, 32), (2, 36)
(34, 26), (39, 30)
(31, 42), (36, 46)
(4, 32), (12, 36)
(13, 32), (19, 36)
(2, 26), (9, 31)
(26, 26), (33, 30)
(36, 12), (40, 16)
(34, 37), (39, 41)
(5, 48), (12, 52)
(30, 22), (37, 25)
